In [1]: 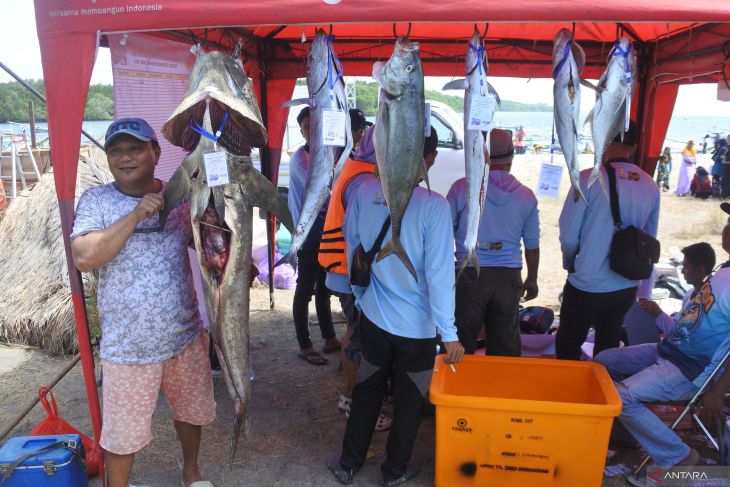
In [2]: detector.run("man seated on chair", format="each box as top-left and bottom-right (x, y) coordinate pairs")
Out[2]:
(595, 236), (730, 470)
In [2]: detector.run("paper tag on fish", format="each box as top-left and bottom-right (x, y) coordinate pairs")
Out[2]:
(322, 109), (346, 147)
(468, 94), (496, 131)
(204, 151), (229, 187)
(424, 103), (431, 134)
(536, 162), (563, 199)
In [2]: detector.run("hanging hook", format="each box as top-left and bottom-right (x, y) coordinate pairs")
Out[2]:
(329, 24), (333, 36)
(392, 22), (412, 40)
(571, 22), (576, 40)
(482, 23), (489, 39)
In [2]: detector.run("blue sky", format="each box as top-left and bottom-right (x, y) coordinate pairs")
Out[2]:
(2, 0), (728, 116)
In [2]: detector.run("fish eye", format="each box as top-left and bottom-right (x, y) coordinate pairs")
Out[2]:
(405, 65), (413, 73)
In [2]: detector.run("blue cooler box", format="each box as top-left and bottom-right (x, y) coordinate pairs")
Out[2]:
(0, 434), (87, 486)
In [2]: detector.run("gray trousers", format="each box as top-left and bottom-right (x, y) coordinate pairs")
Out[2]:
(455, 267), (522, 356)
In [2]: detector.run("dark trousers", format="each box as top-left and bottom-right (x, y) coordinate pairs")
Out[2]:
(340, 314), (436, 481)
(556, 282), (637, 360)
(722, 164), (730, 198)
(455, 267), (522, 356)
(333, 292), (362, 363)
(292, 250), (334, 349)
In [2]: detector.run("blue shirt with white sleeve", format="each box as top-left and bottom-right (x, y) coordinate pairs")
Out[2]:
(559, 161), (660, 293)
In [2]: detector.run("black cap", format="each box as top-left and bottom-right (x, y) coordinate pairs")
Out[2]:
(424, 126), (438, 157)
(349, 108), (371, 131)
(296, 107), (310, 126)
(611, 120), (639, 147)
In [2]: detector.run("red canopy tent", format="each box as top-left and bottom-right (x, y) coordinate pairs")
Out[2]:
(32, 0), (730, 477)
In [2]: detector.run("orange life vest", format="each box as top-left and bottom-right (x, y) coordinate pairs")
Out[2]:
(318, 159), (375, 274)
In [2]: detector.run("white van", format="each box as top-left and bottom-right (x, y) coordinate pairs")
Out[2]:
(278, 94), (467, 197)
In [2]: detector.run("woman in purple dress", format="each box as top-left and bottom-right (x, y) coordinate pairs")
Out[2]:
(675, 140), (696, 196)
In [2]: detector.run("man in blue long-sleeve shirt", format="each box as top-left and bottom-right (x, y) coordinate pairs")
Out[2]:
(328, 130), (465, 486)
(288, 107), (339, 365)
(447, 128), (540, 356)
(557, 121), (660, 360)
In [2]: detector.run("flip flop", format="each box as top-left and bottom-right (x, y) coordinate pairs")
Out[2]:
(181, 479), (214, 487)
(298, 351), (329, 366)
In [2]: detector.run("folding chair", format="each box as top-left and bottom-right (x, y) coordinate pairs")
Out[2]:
(633, 345), (730, 474)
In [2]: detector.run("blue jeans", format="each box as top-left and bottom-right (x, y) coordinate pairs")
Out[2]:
(594, 344), (698, 467)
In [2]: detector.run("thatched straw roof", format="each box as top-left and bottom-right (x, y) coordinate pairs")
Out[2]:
(0, 148), (112, 355)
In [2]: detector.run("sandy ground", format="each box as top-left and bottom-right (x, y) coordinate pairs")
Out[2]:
(0, 151), (725, 486)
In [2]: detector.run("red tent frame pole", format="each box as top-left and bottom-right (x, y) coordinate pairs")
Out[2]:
(258, 44), (277, 310)
(59, 202), (105, 483)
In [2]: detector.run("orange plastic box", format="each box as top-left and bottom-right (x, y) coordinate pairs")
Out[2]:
(429, 355), (621, 487)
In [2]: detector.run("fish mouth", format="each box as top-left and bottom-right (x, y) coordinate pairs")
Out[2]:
(165, 97), (265, 157)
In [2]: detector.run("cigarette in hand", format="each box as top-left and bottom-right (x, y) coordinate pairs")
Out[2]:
(449, 363), (457, 373)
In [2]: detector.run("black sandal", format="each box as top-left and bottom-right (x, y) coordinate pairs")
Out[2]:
(298, 351), (329, 366)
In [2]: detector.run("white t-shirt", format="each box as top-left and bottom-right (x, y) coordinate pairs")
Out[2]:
(71, 182), (201, 365)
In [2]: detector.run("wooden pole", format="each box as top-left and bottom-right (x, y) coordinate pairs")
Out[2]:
(28, 101), (37, 149)
(0, 353), (82, 442)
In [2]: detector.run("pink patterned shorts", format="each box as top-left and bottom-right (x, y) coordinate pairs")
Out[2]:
(99, 332), (217, 455)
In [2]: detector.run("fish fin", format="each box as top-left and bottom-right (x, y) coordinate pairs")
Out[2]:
(587, 167), (610, 199)
(230, 398), (244, 462)
(442, 79), (468, 91)
(377, 240), (418, 282)
(571, 183), (589, 206)
(579, 78), (598, 92)
(420, 160), (431, 194)
(277, 193), (295, 233)
(456, 252), (479, 283)
(160, 166), (191, 229)
(274, 249), (297, 269)
(281, 97), (313, 108)
(571, 41), (586, 73)
(372, 61), (386, 82)
(373, 101), (389, 167)
(487, 82), (502, 106)
(583, 107), (594, 127)
(237, 165), (295, 232)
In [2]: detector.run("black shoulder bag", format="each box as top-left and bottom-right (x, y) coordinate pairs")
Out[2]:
(350, 215), (391, 287)
(605, 163), (660, 280)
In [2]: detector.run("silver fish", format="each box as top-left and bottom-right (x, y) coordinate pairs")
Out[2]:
(585, 36), (637, 197)
(552, 28), (586, 203)
(443, 27), (501, 277)
(160, 51), (292, 460)
(372, 37), (425, 281)
(279, 29), (352, 263)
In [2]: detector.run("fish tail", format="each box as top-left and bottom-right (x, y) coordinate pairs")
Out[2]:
(597, 170), (610, 199)
(273, 248), (297, 269)
(229, 399), (245, 462)
(456, 251), (479, 283)
(586, 165), (602, 189)
(377, 239), (418, 282)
